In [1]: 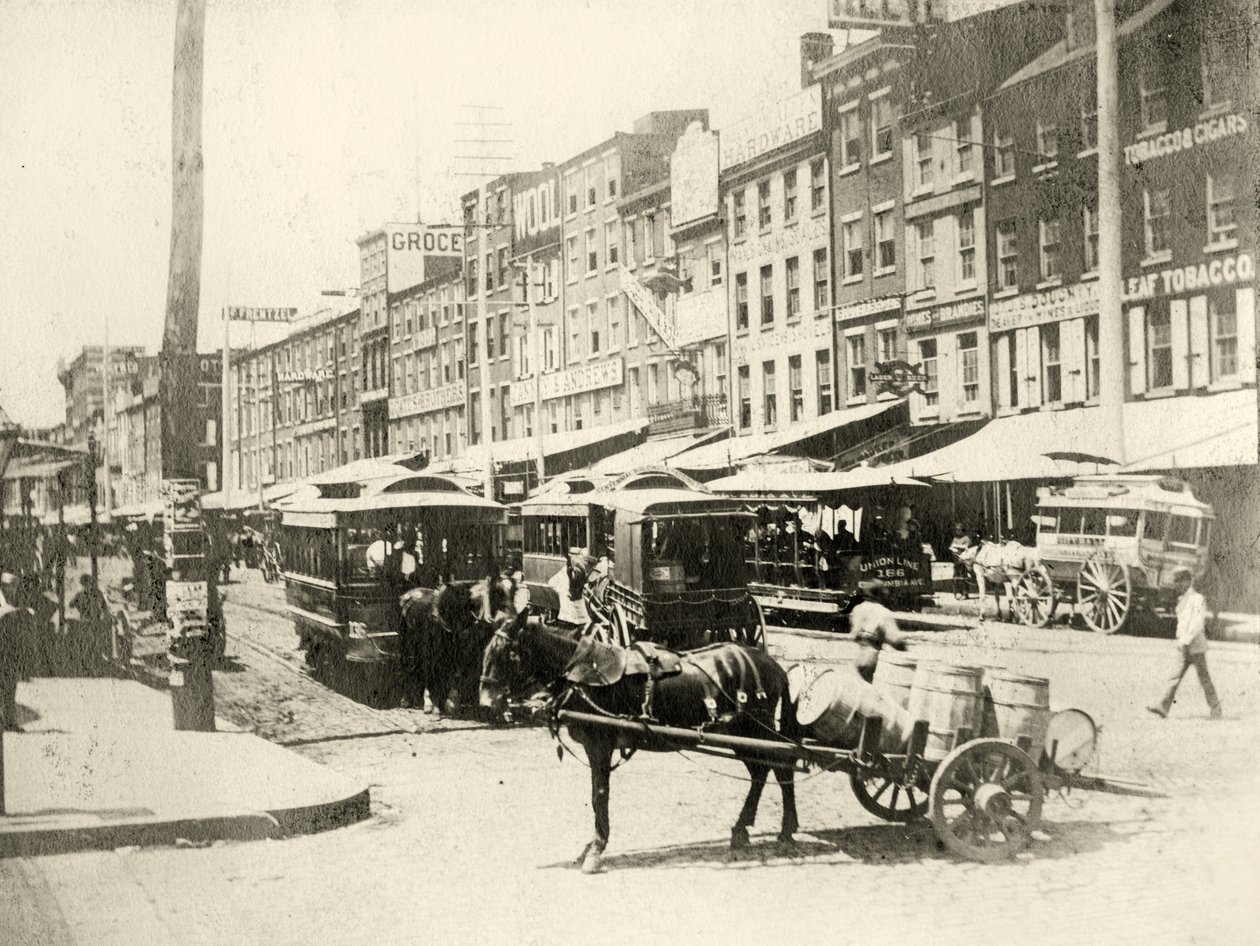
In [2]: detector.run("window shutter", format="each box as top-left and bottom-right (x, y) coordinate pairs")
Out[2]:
(1128, 306), (1147, 395)
(1024, 326), (1043, 409)
(1062, 317), (1086, 405)
(996, 333), (1012, 411)
(939, 331), (959, 416)
(1237, 288), (1256, 383)
(1170, 298), (1190, 390)
(1188, 296), (1209, 388)
(1014, 329), (1028, 409)
(976, 329), (992, 415)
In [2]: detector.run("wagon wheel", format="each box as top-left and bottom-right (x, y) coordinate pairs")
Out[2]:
(850, 769), (928, 823)
(605, 602), (632, 648)
(1013, 566), (1056, 627)
(1076, 556), (1131, 635)
(929, 738), (1044, 863)
(734, 597), (767, 649)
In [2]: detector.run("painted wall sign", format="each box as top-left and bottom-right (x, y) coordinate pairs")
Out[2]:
(619, 265), (678, 351)
(671, 121), (720, 229)
(834, 296), (903, 324)
(990, 281), (1099, 333)
(277, 369), (332, 384)
(728, 213), (828, 268)
(734, 310), (830, 363)
(1124, 113), (1248, 166)
(675, 288), (727, 347)
(1122, 251), (1254, 302)
(385, 225), (465, 294)
(719, 85), (822, 172)
(511, 167), (562, 256)
(413, 327), (437, 350)
(539, 358), (624, 402)
(905, 298), (986, 333)
(389, 383), (466, 419)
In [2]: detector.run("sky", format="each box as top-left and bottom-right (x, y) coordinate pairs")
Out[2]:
(0, 0), (864, 428)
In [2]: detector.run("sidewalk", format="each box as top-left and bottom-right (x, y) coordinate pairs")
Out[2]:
(0, 677), (370, 858)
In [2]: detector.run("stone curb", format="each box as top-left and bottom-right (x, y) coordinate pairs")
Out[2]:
(0, 810), (280, 859)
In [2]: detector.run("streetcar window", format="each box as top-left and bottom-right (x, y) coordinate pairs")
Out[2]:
(1106, 513), (1138, 537)
(1080, 509), (1106, 535)
(1144, 512), (1169, 542)
(1168, 515), (1198, 548)
(1034, 511), (1059, 535)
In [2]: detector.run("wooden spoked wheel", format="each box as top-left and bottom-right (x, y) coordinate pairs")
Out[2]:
(607, 603), (632, 648)
(850, 770), (928, 823)
(929, 739), (1045, 862)
(1076, 556), (1132, 635)
(1013, 566), (1056, 627)
(737, 598), (767, 650)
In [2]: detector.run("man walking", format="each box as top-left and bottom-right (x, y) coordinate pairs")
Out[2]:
(846, 578), (909, 683)
(1148, 568), (1222, 719)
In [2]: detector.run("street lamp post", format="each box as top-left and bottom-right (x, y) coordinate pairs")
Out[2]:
(1095, 0), (1126, 463)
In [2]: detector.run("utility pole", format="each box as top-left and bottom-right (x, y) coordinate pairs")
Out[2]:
(1095, 0), (1126, 463)
(476, 186), (495, 499)
(221, 311), (231, 499)
(528, 256), (545, 490)
(160, 0), (214, 731)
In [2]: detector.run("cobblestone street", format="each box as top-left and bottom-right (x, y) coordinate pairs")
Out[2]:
(4, 570), (1256, 945)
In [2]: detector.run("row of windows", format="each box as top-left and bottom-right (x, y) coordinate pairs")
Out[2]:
(730, 160), (827, 240)
(733, 248), (831, 331)
(735, 349), (833, 430)
(523, 516), (589, 556)
(563, 159), (620, 218)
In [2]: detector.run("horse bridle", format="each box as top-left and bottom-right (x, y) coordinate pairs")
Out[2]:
(478, 626), (519, 689)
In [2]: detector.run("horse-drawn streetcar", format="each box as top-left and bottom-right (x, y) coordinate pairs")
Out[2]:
(518, 467), (765, 651)
(1014, 475), (1214, 633)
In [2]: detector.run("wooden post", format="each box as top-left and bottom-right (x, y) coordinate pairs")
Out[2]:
(161, 0), (213, 731)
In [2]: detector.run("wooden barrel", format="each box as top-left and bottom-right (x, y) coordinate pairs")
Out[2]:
(872, 652), (917, 710)
(785, 663), (814, 704)
(983, 670), (1051, 753)
(796, 668), (910, 752)
(908, 663), (984, 762)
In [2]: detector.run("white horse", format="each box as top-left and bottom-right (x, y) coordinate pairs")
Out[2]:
(956, 540), (1038, 623)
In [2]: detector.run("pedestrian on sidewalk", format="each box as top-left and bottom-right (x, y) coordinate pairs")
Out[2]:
(0, 571), (30, 730)
(845, 578), (908, 683)
(1148, 568), (1222, 720)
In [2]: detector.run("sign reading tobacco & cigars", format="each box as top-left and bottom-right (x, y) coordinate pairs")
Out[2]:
(719, 85), (822, 172)
(1123, 113), (1247, 166)
(225, 307), (296, 323)
(389, 383), (466, 420)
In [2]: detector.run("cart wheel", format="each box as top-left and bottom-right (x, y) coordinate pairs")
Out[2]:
(738, 598), (767, 649)
(608, 603), (632, 648)
(929, 738), (1044, 863)
(1076, 556), (1131, 635)
(850, 769), (928, 823)
(1013, 566), (1056, 627)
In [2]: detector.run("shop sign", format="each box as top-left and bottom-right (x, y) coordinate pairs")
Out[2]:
(729, 214), (827, 268)
(540, 358), (624, 401)
(225, 307), (296, 323)
(1124, 113), (1248, 166)
(511, 167), (561, 256)
(619, 266), (678, 350)
(720, 85), (822, 171)
(871, 360), (928, 396)
(671, 121), (720, 229)
(413, 327), (437, 350)
(905, 298), (986, 333)
(675, 289), (727, 348)
(828, 0), (942, 30)
(277, 369), (332, 384)
(1122, 251), (1254, 302)
(990, 281), (1098, 333)
(499, 479), (526, 498)
(295, 417), (336, 437)
(510, 375), (537, 408)
(834, 295), (902, 325)
(385, 224), (465, 294)
(389, 383), (465, 419)
(734, 312), (831, 363)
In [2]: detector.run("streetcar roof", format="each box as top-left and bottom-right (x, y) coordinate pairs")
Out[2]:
(589, 487), (750, 520)
(1036, 475), (1214, 516)
(281, 473), (503, 519)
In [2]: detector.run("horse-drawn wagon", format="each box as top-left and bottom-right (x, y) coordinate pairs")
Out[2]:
(518, 466), (765, 651)
(1012, 475), (1214, 633)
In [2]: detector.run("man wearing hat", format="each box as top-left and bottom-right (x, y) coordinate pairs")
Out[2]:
(846, 578), (908, 682)
(1148, 568), (1222, 719)
(0, 571), (28, 731)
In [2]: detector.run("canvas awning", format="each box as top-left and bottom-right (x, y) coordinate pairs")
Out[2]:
(431, 417), (649, 474)
(708, 467), (930, 496)
(586, 430), (726, 474)
(874, 389), (1258, 483)
(670, 401), (903, 472)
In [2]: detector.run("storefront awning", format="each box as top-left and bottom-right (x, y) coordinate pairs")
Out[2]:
(587, 430), (726, 474)
(431, 418), (649, 474)
(875, 389), (1258, 482)
(670, 401), (904, 472)
(709, 467), (930, 496)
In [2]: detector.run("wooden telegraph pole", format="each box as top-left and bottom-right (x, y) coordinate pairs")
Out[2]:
(161, 0), (214, 730)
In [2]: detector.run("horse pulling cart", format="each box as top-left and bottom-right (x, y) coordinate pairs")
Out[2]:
(555, 666), (1096, 864)
(1012, 475), (1214, 634)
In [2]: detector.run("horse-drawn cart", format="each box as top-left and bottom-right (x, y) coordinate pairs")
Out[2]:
(1013, 475), (1214, 633)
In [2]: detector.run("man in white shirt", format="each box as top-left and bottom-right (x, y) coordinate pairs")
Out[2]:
(848, 579), (909, 682)
(1148, 569), (1222, 719)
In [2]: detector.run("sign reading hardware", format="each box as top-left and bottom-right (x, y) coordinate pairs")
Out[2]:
(390, 383), (466, 419)
(720, 85), (822, 171)
(225, 307), (296, 323)
(990, 282), (1098, 333)
(277, 369), (332, 384)
(1122, 251), (1253, 302)
(539, 359), (624, 401)
(1124, 113), (1248, 166)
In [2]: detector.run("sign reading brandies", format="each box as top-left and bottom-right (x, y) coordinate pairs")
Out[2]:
(906, 298), (986, 333)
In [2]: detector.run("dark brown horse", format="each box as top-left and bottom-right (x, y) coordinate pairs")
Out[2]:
(479, 616), (801, 873)
(400, 576), (515, 715)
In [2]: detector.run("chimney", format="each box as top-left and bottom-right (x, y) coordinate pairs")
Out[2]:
(800, 32), (834, 88)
